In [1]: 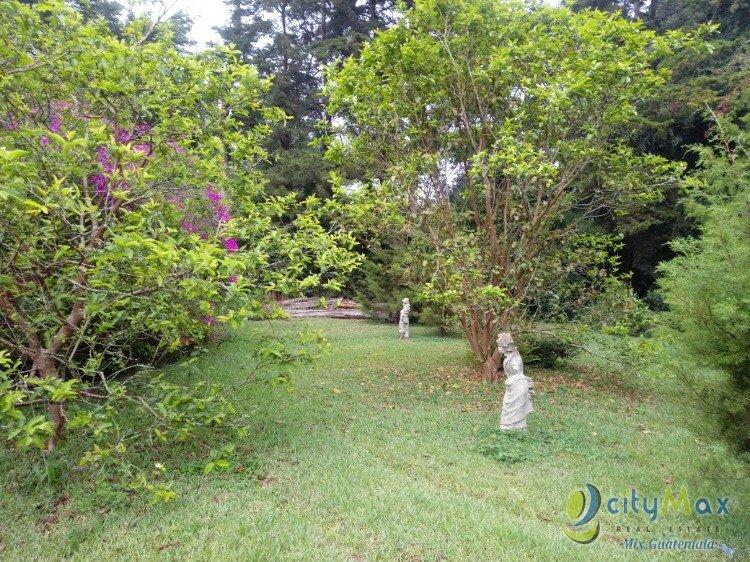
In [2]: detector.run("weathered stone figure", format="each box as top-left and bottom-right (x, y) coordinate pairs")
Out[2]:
(398, 297), (410, 339)
(498, 332), (534, 430)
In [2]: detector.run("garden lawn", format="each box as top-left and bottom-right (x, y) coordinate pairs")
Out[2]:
(1, 319), (748, 560)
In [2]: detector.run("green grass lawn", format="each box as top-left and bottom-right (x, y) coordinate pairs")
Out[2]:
(1, 319), (748, 560)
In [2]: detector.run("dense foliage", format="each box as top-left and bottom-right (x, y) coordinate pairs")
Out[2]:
(572, 0), (750, 294)
(1, 0), (746, 496)
(0, 0), (359, 457)
(19, 0), (196, 49)
(325, 0), (702, 378)
(656, 107), (750, 450)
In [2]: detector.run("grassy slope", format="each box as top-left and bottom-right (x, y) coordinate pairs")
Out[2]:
(0, 319), (747, 561)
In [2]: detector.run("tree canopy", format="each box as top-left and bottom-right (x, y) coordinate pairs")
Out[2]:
(325, 0), (703, 378)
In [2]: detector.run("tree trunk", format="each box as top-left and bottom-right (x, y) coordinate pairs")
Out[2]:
(481, 352), (501, 382)
(45, 402), (65, 452)
(34, 351), (65, 451)
(461, 310), (502, 381)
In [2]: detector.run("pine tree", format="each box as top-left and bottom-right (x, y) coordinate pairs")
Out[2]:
(219, 0), (395, 196)
(19, 0), (194, 49)
(656, 104), (750, 451)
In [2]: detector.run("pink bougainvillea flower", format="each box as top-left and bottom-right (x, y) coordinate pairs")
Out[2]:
(134, 122), (151, 137)
(97, 146), (115, 173)
(40, 136), (49, 147)
(216, 204), (232, 223)
(132, 143), (152, 155)
(114, 126), (132, 143)
(90, 173), (109, 195)
(2, 114), (19, 131)
(206, 187), (223, 204)
(48, 114), (61, 134)
(223, 238), (239, 253)
(181, 219), (198, 233)
(228, 275), (238, 284)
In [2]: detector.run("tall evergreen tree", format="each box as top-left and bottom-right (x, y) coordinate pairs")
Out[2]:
(69, 0), (124, 34)
(219, 0), (396, 196)
(20, 0), (195, 49)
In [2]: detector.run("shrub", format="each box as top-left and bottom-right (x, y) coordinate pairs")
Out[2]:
(577, 277), (654, 336)
(516, 332), (572, 369)
(0, 0), (359, 461)
(417, 305), (456, 335)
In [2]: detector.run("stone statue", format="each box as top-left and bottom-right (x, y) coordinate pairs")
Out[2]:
(398, 297), (410, 339)
(498, 332), (534, 430)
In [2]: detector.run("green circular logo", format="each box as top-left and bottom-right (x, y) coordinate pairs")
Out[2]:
(563, 483), (601, 544)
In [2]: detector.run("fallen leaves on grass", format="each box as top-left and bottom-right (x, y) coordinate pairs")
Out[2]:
(35, 513), (58, 534)
(573, 380), (592, 391)
(258, 474), (278, 487)
(459, 400), (497, 412)
(35, 494), (71, 533)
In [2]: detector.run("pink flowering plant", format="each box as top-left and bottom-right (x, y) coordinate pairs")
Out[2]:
(0, 0), (360, 470)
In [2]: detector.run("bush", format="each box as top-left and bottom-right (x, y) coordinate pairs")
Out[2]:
(516, 332), (572, 369)
(0, 1), (359, 462)
(578, 277), (654, 336)
(416, 305), (455, 335)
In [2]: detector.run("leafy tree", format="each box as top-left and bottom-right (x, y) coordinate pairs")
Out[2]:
(656, 104), (750, 450)
(572, 0), (750, 294)
(69, 0), (124, 34)
(326, 0), (702, 379)
(0, 0), (359, 452)
(125, 3), (197, 51)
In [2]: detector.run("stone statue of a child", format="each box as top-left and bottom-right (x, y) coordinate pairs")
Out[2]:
(398, 297), (410, 339)
(498, 332), (534, 430)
